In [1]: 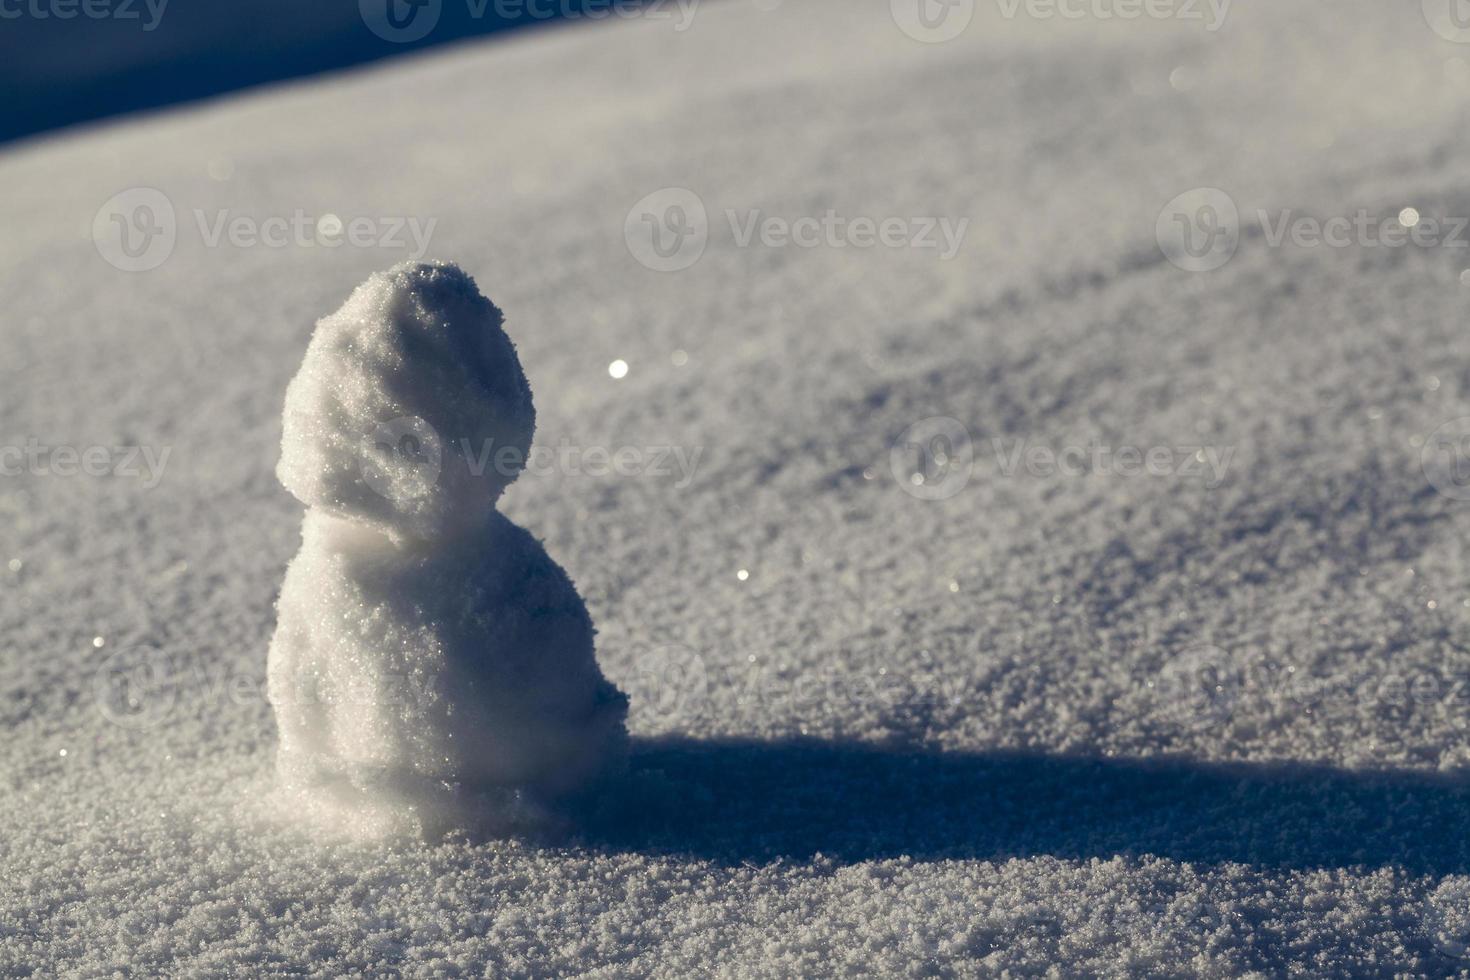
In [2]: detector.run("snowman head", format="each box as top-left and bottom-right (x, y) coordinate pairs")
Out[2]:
(277, 261), (536, 542)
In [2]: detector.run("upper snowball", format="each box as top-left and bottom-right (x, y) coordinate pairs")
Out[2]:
(277, 262), (535, 541)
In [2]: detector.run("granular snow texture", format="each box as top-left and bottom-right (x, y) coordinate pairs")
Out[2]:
(6, 0), (1470, 974)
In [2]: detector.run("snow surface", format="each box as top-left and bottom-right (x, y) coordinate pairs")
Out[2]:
(270, 261), (627, 839)
(6, 0), (1470, 974)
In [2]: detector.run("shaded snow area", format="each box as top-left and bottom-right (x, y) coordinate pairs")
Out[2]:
(6, 0), (1470, 974)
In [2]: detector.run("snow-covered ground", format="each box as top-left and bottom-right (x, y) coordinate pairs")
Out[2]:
(6, 0), (1470, 973)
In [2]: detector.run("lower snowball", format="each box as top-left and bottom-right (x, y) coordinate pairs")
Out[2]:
(267, 510), (628, 837)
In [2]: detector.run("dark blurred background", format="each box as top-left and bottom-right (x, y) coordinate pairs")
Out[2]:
(3, 0), (643, 145)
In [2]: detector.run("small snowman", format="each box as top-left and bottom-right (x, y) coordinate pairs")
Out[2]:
(268, 261), (627, 836)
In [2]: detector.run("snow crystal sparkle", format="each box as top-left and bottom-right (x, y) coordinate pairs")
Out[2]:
(267, 261), (628, 838)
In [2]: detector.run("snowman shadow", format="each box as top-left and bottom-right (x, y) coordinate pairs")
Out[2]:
(581, 737), (1470, 874)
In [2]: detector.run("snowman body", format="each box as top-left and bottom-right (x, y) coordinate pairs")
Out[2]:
(267, 262), (626, 833)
